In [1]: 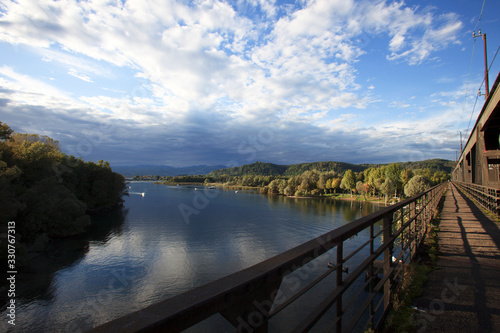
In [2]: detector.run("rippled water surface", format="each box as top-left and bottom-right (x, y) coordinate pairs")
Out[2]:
(1, 182), (380, 332)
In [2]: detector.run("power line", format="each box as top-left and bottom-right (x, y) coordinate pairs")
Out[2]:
(461, 42), (499, 150)
(460, 0), (489, 151)
(488, 43), (500, 72)
(460, 38), (476, 122)
(473, 0), (486, 32)
(463, 92), (480, 143)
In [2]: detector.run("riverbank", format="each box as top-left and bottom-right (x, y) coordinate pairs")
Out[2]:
(155, 181), (395, 205)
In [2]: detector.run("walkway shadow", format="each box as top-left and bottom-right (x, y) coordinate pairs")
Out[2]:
(452, 185), (500, 332)
(454, 186), (500, 252)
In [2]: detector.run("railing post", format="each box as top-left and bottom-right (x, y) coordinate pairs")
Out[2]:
(383, 212), (393, 313)
(409, 200), (416, 260)
(369, 224), (375, 327)
(336, 242), (344, 332)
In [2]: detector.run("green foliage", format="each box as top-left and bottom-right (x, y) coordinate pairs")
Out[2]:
(283, 161), (364, 176)
(342, 169), (357, 196)
(0, 121), (14, 140)
(18, 177), (91, 239)
(0, 156), (24, 223)
(0, 123), (126, 241)
(209, 161), (288, 177)
(404, 175), (431, 197)
(163, 159), (451, 201)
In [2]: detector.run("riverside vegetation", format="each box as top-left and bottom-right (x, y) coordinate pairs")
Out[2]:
(150, 161), (451, 204)
(0, 122), (127, 245)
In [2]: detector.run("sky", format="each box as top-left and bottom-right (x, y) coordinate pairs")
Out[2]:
(0, 0), (499, 168)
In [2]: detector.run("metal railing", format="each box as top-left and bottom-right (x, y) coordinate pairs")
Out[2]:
(88, 183), (447, 333)
(453, 181), (500, 216)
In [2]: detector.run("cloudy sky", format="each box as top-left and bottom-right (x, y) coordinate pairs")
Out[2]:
(0, 0), (499, 167)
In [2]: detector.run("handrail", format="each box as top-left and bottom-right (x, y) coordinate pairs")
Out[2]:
(88, 182), (447, 333)
(453, 181), (500, 216)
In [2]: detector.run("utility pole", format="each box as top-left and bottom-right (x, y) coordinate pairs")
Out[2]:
(473, 29), (489, 99)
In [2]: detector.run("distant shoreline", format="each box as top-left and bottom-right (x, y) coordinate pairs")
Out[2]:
(151, 181), (390, 205)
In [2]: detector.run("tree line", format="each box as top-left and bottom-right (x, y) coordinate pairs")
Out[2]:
(256, 163), (448, 203)
(148, 160), (450, 204)
(0, 122), (127, 242)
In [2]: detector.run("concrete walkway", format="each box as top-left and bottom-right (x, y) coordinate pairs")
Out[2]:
(414, 182), (500, 333)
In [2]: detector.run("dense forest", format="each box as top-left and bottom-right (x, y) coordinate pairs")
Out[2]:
(0, 122), (127, 242)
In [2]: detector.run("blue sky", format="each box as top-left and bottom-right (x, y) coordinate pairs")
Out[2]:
(0, 0), (499, 167)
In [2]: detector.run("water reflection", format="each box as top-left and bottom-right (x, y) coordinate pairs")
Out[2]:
(1, 183), (380, 332)
(0, 208), (127, 332)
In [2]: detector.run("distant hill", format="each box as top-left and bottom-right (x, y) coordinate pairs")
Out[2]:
(116, 159), (455, 178)
(112, 164), (226, 177)
(208, 159), (455, 177)
(283, 161), (366, 175)
(208, 162), (288, 177)
(398, 159), (455, 173)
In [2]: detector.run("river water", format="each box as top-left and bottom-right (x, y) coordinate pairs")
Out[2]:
(1, 182), (380, 332)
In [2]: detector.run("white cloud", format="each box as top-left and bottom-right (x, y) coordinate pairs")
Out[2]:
(0, 0), (463, 120)
(68, 68), (93, 82)
(0, 0), (467, 165)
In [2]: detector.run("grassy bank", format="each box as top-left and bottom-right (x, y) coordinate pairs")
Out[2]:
(383, 192), (445, 332)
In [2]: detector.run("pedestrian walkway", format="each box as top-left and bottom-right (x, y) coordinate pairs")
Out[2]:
(414, 182), (500, 332)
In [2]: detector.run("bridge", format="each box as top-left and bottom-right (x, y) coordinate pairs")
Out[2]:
(87, 74), (500, 333)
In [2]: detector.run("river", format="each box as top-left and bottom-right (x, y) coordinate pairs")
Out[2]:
(1, 182), (380, 332)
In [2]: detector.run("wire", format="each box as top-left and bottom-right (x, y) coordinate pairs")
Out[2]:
(488, 44), (500, 71)
(460, 0), (487, 151)
(461, 39), (476, 121)
(463, 93), (480, 142)
(462, 44), (499, 146)
(473, 0), (486, 32)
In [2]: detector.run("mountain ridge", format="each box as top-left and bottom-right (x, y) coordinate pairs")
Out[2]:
(115, 159), (455, 177)
(208, 159), (454, 177)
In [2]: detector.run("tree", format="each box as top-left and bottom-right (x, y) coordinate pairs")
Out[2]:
(404, 175), (431, 197)
(0, 124), (126, 241)
(331, 178), (341, 193)
(385, 163), (401, 197)
(431, 170), (449, 185)
(374, 178), (384, 196)
(325, 178), (332, 193)
(268, 179), (280, 194)
(356, 181), (364, 198)
(342, 170), (357, 197)
(18, 177), (91, 240)
(400, 169), (413, 188)
(380, 178), (395, 205)
(0, 156), (24, 224)
(0, 122), (13, 141)
(317, 173), (327, 192)
(284, 184), (295, 196)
